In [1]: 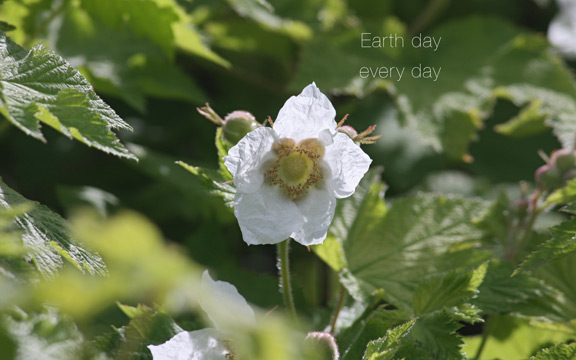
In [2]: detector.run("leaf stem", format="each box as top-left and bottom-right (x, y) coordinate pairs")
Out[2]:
(474, 315), (494, 360)
(408, 0), (451, 35)
(277, 239), (297, 321)
(329, 285), (347, 334)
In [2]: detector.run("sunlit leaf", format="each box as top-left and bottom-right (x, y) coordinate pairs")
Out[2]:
(0, 178), (106, 277)
(0, 31), (136, 159)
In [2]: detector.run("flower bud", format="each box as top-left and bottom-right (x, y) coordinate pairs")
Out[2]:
(222, 111), (260, 145)
(338, 125), (358, 139)
(551, 148), (576, 173)
(535, 164), (563, 190)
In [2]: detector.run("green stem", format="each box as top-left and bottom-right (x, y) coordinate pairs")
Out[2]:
(474, 316), (493, 360)
(408, 0), (451, 35)
(329, 285), (347, 334)
(277, 239), (297, 321)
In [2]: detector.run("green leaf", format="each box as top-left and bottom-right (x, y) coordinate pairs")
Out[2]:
(494, 99), (548, 137)
(410, 312), (465, 360)
(79, 0), (178, 56)
(54, 7), (205, 112)
(514, 218), (576, 275)
(475, 260), (552, 314)
(0, 31), (136, 160)
(293, 17), (576, 160)
(0, 178), (106, 277)
(545, 179), (576, 207)
(363, 319), (416, 360)
(177, 161), (236, 208)
(312, 168), (385, 272)
(342, 194), (491, 310)
(413, 263), (487, 315)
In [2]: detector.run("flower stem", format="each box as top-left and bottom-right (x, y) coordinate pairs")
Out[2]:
(474, 316), (494, 360)
(329, 285), (347, 334)
(277, 239), (297, 321)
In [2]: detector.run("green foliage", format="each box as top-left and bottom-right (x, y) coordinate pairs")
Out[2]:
(515, 219), (576, 275)
(530, 343), (576, 360)
(0, 31), (136, 160)
(341, 194), (490, 309)
(363, 319), (416, 360)
(0, 178), (106, 277)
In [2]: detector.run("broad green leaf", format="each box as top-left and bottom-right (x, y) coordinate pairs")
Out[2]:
(2, 307), (85, 360)
(342, 194), (491, 310)
(0, 178), (106, 277)
(410, 312), (465, 360)
(530, 343), (576, 360)
(0, 31), (136, 160)
(494, 99), (548, 137)
(312, 168), (385, 272)
(413, 263), (487, 315)
(514, 218), (576, 275)
(475, 261), (552, 314)
(363, 319), (416, 360)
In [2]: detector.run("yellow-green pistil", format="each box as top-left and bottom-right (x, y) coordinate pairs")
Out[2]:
(265, 138), (324, 200)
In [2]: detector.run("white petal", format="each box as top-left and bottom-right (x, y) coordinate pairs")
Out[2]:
(224, 127), (276, 193)
(291, 187), (336, 246)
(548, 0), (576, 57)
(199, 271), (256, 331)
(273, 83), (337, 142)
(234, 184), (303, 245)
(148, 329), (229, 360)
(324, 133), (372, 198)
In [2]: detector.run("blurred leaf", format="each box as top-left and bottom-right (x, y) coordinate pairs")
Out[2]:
(54, 7), (205, 112)
(294, 17), (576, 160)
(530, 342), (576, 360)
(545, 179), (576, 207)
(413, 263), (487, 316)
(3, 307), (85, 360)
(0, 31), (136, 160)
(494, 99), (548, 137)
(79, 0), (178, 56)
(514, 219), (576, 275)
(226, 0), (312, 40)
(463, 316), (575, 359)
(0, 21), (15, 32)
(0, 178), (106, 277)
(363, 319), (416, 360)
(341, 194), (491, 310)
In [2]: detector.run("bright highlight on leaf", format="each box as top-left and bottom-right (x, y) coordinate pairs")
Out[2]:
(0, 31), (136, 160)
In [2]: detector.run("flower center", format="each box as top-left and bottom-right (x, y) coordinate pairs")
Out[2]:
(264, 138), (324, 200)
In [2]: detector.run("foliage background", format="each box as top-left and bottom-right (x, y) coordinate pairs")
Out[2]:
(2, 0), (576, 359)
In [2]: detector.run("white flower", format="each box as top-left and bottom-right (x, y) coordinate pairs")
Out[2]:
(549, 0), (576, 57)
(224, 83), (372, 246)
(148, 271), (255, 360)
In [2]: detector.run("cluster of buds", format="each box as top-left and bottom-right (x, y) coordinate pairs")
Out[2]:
(337, 114), (382, 145)
(197, 103), (261, 145)
(535, 148), (576, 191)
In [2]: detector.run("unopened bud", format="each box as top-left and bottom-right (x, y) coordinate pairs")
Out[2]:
(222, 111), (260, 145)
(551, 148), (576, 173)
(535, 164), (563, 190)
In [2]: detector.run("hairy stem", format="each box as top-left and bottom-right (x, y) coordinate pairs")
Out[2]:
(329, 285), (347, 334)
(277, 239), (297, 321)
(474, 316), (494, 360)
